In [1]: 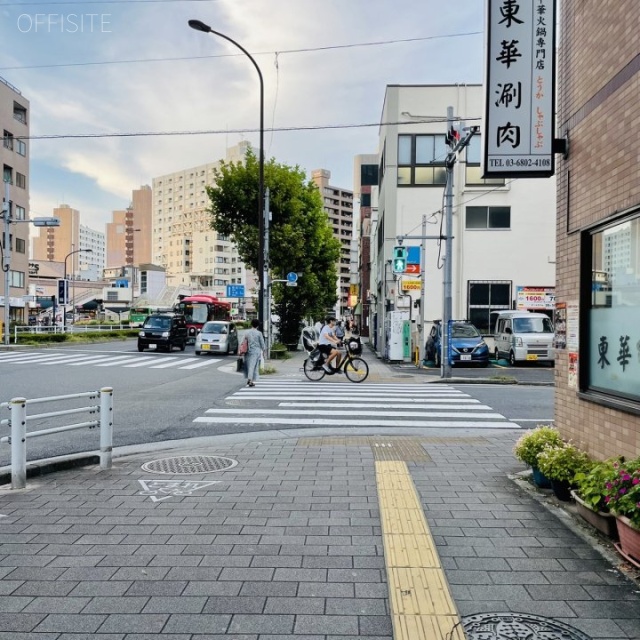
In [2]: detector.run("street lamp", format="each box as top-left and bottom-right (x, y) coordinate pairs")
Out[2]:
(63, 248), (92, 330)
(188, 19), (266, 333)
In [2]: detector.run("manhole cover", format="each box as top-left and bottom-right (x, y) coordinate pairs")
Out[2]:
(141, 455), (238, 475)
(462, 613), (591, 639)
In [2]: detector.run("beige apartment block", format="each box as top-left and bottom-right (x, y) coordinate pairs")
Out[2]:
(106, 186), (151, 269)
(311, 169), (354, 316)
(32, 204), (80, 276)
(555, 0), (640, 459)
(1, 75), (29, 325)
(152, 142), (249, 293)
(106, 210), (127, 268)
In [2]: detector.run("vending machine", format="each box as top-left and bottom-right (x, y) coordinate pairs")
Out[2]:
(386, 310), (410, 361)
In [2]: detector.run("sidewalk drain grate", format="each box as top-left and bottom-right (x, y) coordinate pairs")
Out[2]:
(141, 455), (238, 475)
(462, 613), (591, 639)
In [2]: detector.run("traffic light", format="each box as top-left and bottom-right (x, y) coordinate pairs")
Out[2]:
(58, 279), (69, 305)
(446, 125), (460, 149)
(392, 246), (408, 274)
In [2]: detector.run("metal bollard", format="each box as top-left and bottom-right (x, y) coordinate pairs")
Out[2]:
(10, 397), (27, 489)
(99, 387), (113, 470)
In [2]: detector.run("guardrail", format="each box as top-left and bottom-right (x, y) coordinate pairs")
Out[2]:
(0, 388), (113, 489)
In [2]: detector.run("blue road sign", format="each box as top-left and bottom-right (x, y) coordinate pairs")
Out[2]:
(286, 272), (298, 283)
(226, 284), (245, 298)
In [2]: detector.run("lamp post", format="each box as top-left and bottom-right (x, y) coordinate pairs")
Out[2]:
(63, 247), (92, 330)
(188, 19), (266, 334)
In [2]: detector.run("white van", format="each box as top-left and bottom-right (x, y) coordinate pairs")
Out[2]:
(491, 310), (555, 366)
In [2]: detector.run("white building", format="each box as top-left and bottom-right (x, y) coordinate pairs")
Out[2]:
(370, 84), (556, 360)
(78, 224), (105, 281)
(152, 142), (249, 302)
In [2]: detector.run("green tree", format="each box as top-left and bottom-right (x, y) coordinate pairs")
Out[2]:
(206, 149), (341, 346)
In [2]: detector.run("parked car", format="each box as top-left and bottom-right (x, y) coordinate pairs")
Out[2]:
(137, 313), (187, 352)
(194, 321), (239, 355)
(490, 310), (555, 366)
(425, 321), (490, 367)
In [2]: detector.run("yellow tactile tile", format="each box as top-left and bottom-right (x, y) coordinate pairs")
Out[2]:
(383, 534), (441, 568)
(375, 460), (463, 640)
(393, 614), (467, 640)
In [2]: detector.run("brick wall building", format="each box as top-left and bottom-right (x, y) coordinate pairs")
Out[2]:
(555, 0), (640, 459)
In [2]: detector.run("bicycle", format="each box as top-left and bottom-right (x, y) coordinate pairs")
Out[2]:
(303, 336), (369, 383)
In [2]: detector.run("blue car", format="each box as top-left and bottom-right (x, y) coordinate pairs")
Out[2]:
(425, 321), (490, 367)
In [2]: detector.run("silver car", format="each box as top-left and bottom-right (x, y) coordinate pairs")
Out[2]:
(194, 321), (239, 355)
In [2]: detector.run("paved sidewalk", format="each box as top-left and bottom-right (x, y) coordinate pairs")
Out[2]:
(0, 346), (637, 639)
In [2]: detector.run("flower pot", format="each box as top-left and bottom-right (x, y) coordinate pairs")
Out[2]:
(531, 467), (552, 489)
(571, 490), (618, 540)
(551, 479), (572, 501)
(614, 515), (640, 568)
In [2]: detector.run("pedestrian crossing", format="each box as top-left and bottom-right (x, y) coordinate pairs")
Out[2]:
(193, 380), (521, 429)
(0, 350), (222, 371)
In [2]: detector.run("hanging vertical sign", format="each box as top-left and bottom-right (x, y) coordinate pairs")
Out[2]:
(483, 0), (556, 178)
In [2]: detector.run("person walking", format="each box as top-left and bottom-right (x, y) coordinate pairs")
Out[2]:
(243, 318), (266, 387)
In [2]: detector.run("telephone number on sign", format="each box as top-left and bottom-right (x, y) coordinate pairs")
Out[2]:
(505, 158), (551, 167)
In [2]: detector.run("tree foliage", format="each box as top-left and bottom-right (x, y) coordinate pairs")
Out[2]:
(206, 149), (341, 346)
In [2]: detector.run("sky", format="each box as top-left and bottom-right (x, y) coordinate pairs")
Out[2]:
(1, 0), (485, 232)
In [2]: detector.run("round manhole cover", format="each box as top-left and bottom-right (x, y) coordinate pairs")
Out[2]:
(141, 455), (238, 475)
(462, 613), (591, 639)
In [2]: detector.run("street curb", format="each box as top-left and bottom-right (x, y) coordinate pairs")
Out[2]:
(0, 453), (99, 486)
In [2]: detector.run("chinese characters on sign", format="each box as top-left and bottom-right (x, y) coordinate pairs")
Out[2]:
(484, 0), (556, 177)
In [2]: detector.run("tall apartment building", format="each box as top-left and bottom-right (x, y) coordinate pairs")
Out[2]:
(1, 75), (30, 325)
(106, 185), (152, 269)
(152, 142), (249, 292)
(32, 204), (104, 280)
(311, 169), (354, 317)
(554, 0), (640, 460)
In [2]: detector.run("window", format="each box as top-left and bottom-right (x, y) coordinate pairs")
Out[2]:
(3, 165), (12, 184)
(586, 211), (640, 402)
(467, 280), (512, 334)
(466, 206), (511, 229)
(360, 164), (378, 186)
(465, 138), (505, 186)
(15, 172), (26, 189)
(397, 134), (447, 186)
(15, 238), (25, 253)
(14, 205), (25, 220)
(3, 131), (13, 150)
(9, 270), (25, 288)
(16, 139), (26, 156)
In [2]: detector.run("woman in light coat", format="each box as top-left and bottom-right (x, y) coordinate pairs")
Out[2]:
(243, 318), (266, 387)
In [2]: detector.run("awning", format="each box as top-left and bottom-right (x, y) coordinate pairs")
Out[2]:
(78, 300), (99, 310)
(353, 303), (362, 315)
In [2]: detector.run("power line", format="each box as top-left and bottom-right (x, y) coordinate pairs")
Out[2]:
(16, 117), (482, 141)
(0, 31), (482, 71)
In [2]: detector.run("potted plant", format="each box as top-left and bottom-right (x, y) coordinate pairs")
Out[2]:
(513, 425), (563, 488)
(536, 443), (591, 501)
(572, 459), (620, 539)
(603, 459), (640, 565)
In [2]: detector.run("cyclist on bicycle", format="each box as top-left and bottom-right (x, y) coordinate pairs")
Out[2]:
(318, 316), (343, 374)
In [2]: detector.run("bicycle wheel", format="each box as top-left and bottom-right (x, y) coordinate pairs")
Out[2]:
(345, 357), (369, 383)
(303, 358), (326, 381)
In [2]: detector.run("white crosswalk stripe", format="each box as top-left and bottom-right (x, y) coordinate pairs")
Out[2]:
(0, 351), (222, 371)
(193, 381), (520, 429)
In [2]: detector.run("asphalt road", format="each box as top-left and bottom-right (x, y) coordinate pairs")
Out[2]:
(0, 340), (555, 467)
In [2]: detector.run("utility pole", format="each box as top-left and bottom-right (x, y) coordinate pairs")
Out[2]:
(2, 182), (11, 346)
(442, 106), (455, 379)
(398, 108), (478, 379)
(419, 213), (427, 364)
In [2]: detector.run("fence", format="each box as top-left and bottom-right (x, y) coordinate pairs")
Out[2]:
(0, 388), (113, 489)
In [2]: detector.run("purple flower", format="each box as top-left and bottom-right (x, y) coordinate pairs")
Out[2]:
(605, 496), (611, 503)
(619, 488), (627, 495)
(622, 474), (632, 481)
(633, 478), (640, 486)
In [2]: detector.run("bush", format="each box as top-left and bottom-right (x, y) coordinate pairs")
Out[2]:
(537, 443), (592, 484)
(513, 425), (563, 468)
(603, 459), (640, 528)
(574, 458), (621, 512)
